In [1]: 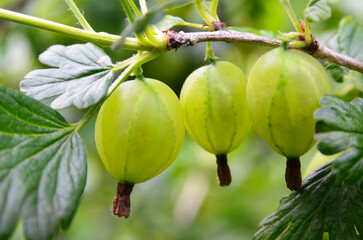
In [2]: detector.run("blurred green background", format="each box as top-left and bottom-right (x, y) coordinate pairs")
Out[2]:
(0, 0), (362, 239)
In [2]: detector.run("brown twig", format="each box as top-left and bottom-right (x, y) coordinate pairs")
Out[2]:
(0, 7), (361, 73)
(165, 30), (363, 74)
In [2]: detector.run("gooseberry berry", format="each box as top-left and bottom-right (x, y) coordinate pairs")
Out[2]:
(180, 61), (251, 186)
(95, 77), (185, 218)
(246, 48), (332, 191)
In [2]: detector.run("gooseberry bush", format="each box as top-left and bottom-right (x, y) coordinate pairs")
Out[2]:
(0, 0), (362, 239)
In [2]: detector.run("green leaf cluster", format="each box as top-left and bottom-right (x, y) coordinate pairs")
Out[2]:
(304, 0), (338, 22)
(20, 43), (114, 109)
(315, 95), (363, 190)
(0, 84), (87, 240)
(338, 17), (363, 62)
(254, 161), (362, 240)
(0, 0), (362, 239)
(255, 95), (363, 239)
(324, 17), (363, 90)
(155, 15), (186, 31)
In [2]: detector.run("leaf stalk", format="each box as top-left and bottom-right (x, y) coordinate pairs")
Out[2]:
(128, 0), (142, 17)
(76, 51), (160, 132)
(210, 0), (219, 20)
(120, 0), (136, 23)
(65, 0), (95, 32)
(0, 8), (146, 50)
(280, 0), (303, 33)
(194, 0), (217, 30)
(139, 0), (148, 15)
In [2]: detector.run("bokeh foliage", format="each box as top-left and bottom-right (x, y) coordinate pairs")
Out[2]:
(0, 0), (362, 239)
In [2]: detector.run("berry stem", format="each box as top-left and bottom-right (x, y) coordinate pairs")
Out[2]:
(113, 183), (134, 218)
(216, 154), (232, 186)
(205, 42), (217, 63)
(285, 157), (302, 191)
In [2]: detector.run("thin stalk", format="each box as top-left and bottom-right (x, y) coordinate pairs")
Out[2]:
(181, 21), (206, 29)
(120, 0), (135, 23)
(76, 51), (160, 132)
(291, 40), (306, 48)
(144, 26), (163, 47)
(65, 0), (94, 32)
(139, 0), (148, 15)
(304, 19), (312, 45)
(108, 50), (161, 95)
(205, 42), (216, 62)
(194, 0), (216, 28)
(120, 0), (156, 49)
(128, 0), (142, 17)
(280, 0), (303, 33)
(135, 32), (154, 48)
(112, 54), (141, 72)
(108, 62), (138, 95)
(210, 0), (219, 20)
(75, 99), (104, 132)
(133, 66), (144, 77)
(200, 1), (212, 16)
(0, 8), (146, 50)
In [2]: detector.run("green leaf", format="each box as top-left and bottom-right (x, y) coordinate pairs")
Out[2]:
(227, 26), (277, 39)
(338, 16), (363, 62)
(304, 0), (338, 22)
(333, 148), (363, 187)
(323, 17), (363, 85)
(315, 95), (363, 188)
(253, 161), (363, 240)
(0, 84), (87, 240)
(20, 43), (114, 109)
(155, 15), (185, 31)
